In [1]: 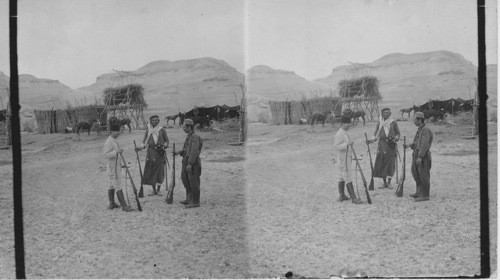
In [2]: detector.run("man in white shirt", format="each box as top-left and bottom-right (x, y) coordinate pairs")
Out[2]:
(333, 116), (363, 204)
(103, 124), (134, 212)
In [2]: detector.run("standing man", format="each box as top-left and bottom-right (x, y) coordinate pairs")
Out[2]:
(174, 119), (203, 208)
(405, 112), (433, 201)
(366, 108), (401, 188)
(137, 115), (169, 196)
(103, 124), (134, 212)
(334, 116), (363, 204)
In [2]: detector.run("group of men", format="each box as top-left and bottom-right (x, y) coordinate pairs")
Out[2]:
(103, 115), (203, 212)
(334, 108), (433, 204)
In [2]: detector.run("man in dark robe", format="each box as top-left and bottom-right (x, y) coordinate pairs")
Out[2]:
(137, 115), (169, 195)
(366, 108), (401, 188)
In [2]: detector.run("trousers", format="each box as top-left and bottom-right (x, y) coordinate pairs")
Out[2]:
(410, 153), (431, 197)
(181, 157), (202, 193)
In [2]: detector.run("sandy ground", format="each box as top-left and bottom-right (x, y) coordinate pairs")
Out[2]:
(245, 117), (497, 278)
(0, 124), (249, 278)
(0, 116), (496, 278)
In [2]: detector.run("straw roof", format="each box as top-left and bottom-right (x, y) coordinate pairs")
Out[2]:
(338, 76), (381, 98)
(103, 84), (147, 107)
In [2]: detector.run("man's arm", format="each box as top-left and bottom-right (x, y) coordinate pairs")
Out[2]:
(417, 128), (432, 158)
(333, 133), (349, 152)
(187, 135), (201, 165)
(103, 140), (117, 159)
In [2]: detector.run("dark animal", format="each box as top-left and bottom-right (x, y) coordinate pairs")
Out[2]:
(422, 110), (446, 122)
(164, 114), (179, 125)
(399, 107), (414, 118)
(109, 117), (132, 133)
(310, 112), (331, 128)
(351, 111), (366, 125)
(76, 119), (100, 136)
(341, 109), (365, 125)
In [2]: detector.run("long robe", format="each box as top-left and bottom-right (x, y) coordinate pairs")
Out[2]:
(372, 121), (400, 178)
(142, 128), (169, 186)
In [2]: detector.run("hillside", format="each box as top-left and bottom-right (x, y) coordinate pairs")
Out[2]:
(246, 65), (332, 122)
(80, 57), (244, 114)
(315, 50), (479, 106)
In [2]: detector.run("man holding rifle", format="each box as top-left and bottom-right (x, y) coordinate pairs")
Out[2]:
(137, 115), (170, 196)
(334, 116), (363, 204)
(366, 108), (401, 189)
(103, 124), (134, 212)
(404, 112), (433, 202)
(174, 119), (203, 208)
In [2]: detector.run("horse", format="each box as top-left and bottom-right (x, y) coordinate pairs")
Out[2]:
(399, 107), (415, 118)
(351, 111), (366, 125)
(164, 114), (179, 125)
(76, 119), (100, 136)
(310, 112), (332, 128)
(109, 117), (132, 133)
(342, 109), (365, 125)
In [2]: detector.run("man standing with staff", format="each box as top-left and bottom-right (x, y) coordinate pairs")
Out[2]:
(174, 119), (203, 208)
(405, 112), (433, 201)
(334, 116), (363, 204)
(366, 108), (401, 189)
(137, 115), (169, 196)
(103, 124), (134, 212)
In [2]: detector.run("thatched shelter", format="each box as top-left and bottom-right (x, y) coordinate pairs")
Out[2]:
(338, 76), (381, 98)
(103, 84), (147, 129)
(269, 97), (342, 125)
(103, 84), (147, 107)
(34, 105), (107, 134)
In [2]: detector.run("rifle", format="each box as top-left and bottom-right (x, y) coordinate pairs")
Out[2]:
(350, 145), (372, 204)
(166, 143), (175, 204)
(133, 140), (144, 198)
(118, 151), (143, 212)
(395, 136), (406, 197)
(364, 133), (375, 190)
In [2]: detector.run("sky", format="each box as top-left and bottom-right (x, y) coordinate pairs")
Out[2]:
(0, 0), (497, 89)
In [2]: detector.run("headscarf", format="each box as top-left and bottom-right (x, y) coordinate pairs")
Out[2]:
(145, 117), (162, 145)
(376, 109), (393, 138)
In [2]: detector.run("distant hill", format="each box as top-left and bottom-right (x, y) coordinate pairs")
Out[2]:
(316, 50), (479, 106)
(80, 57), (245, 114)
(248, 51), (496, 122)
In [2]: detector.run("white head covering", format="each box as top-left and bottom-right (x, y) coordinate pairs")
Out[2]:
(376, 110), (393, 138)
(145, 120), (162, 145)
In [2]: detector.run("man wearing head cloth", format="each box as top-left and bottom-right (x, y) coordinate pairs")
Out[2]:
(404, 112), (433, 201)
(103, 124), (134, 211)
(137, 115), (169, 195)
(366, 108), (401, 188)
(174, 118), (203, 208)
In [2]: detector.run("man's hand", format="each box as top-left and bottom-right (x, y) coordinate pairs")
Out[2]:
(394, 135), (400, 141)
(117, 148), (123, 154)
(416, 157), (422, 165)
(348, 141), (354, 146)
(186, 164), (192, 172)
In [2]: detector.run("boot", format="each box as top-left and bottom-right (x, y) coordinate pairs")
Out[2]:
(156, 184), (163, 196)
(185, 190), (200, 208)
(346, 182), (364, 204)
(148, 185), (158, 196)
(410, 185), (421, 198)
(107, 189), (120, 210)
(337, 181), (349, 202)
(179, 189), (193, 205)
(116, 190), (135, 212)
